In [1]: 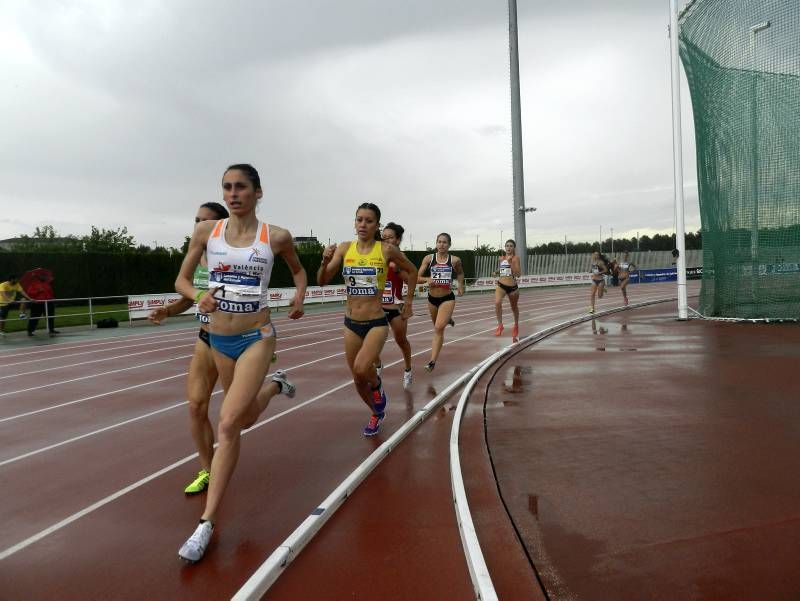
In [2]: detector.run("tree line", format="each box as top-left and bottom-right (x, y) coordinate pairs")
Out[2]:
(477, 231), (701, 254)
(5, 226), (702, 256)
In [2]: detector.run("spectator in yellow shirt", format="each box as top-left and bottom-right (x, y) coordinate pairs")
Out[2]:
(0, 275), (33, 335)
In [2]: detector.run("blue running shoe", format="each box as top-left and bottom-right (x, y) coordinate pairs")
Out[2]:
(362, 413), (384, 437)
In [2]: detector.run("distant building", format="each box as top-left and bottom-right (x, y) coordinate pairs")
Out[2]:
(293, 236), (319, 246)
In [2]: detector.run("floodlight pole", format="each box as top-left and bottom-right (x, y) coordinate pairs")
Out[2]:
(508, 0), (529, 273)
(669, 0), (688, 319)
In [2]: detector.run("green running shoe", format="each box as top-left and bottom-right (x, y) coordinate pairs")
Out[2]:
(184, 469), (210, 495)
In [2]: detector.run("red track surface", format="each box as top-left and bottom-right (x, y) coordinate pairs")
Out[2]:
(7, 281), (795, 600)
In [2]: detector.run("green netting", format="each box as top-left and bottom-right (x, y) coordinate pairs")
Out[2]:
(679, 0), (800, 319)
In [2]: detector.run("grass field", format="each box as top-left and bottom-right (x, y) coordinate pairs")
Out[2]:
(1, 302), (130, 334)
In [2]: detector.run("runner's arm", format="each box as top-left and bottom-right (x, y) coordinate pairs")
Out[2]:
(511, 255), (522, 278)
(175, 221), (214, 307)
(317, 242), (345, 286)
(416, 255), (431, 285)
(273, 226), (307, 319)
(453, 256), (466, 296)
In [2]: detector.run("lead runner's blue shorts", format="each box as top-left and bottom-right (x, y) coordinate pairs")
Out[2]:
(208, 323), (276, 360)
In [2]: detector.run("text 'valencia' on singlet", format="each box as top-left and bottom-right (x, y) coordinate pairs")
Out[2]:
(206, 219), (275, 314)
(343, 240), (386, 298)
(427, 254), (453, 290)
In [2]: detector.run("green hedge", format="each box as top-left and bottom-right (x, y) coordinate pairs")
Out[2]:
(1, 249), (480, 298)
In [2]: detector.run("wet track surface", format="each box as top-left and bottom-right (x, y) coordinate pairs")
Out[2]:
(3, 281), (798, 599)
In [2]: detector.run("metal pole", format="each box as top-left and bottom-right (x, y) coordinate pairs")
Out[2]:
(508, 0), (528, 268)
(564, 235), (568, 256)
(749, 21), (770, 304)
(599, 226), (602, 251)
(611, 227), (614, 256)
(669, 0), (688, 319)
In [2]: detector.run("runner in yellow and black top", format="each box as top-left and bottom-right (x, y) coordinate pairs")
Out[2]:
(148, 202), (229, 496)
(417, 233), (465, 372)
(318, 203), (418, 437)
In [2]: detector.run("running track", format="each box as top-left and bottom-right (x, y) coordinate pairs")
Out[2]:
(0, 282), (687, 599)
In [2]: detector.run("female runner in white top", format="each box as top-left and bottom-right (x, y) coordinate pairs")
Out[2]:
(174, 164), (307, 564)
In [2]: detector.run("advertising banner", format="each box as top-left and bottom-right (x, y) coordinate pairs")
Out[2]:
(127, 294), (194, 320)
(470, 272), (594, 291)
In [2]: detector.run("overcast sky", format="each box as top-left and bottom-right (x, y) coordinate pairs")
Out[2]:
(0, 0), (699, 252)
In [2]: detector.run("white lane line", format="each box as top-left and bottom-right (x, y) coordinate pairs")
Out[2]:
(0, 334), (198, 368)
(0, 343), (193, 380)
(0, 327), (200, 359)
(0, 401), (188, 468)
(0, 373), (187, 424)
(0, 355), (193, 398)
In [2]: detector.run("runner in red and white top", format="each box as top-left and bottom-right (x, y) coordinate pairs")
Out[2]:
(376, 222), (414, 389)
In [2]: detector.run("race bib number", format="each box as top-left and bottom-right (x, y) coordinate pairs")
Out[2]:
(344, 266), (378, 296)
(209, 271), (263, 313)
(430, 265), (452, 288)
(382, 280), (395, 304)
(499, 267), (512, 277)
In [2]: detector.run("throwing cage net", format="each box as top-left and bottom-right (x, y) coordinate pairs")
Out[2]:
(679, 0), (800, 320)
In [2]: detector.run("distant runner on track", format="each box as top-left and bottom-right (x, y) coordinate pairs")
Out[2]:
(493, 239), (521, 342)
(589, 251), (609, 314)
(317, 203), (417, 437)
(617, 251), (637, 306)
(174, 164), (307, 564)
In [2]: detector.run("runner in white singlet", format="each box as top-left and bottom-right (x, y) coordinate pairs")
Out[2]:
(174, 164), (307, 564)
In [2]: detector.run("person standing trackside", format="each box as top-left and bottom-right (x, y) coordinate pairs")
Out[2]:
(174, 164), (307, 564)
(25, 270), (59, 337)
(417, 233), (465, 372)
(0, 275), (33, 336)
(317, 203), (418, 437)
